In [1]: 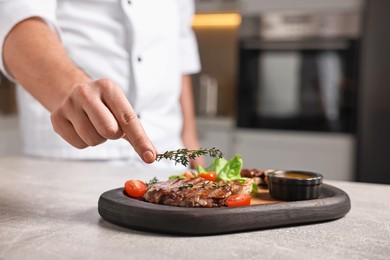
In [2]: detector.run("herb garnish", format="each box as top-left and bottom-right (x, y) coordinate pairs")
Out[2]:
(212, 182), (227, 189)
(201, 181), (210, 188)
(178, 183), (194, 190)
(156, 148), (223, 167)
(146, 177), (159, 189)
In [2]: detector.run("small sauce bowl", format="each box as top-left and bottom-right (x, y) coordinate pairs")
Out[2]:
(268, 170), (323, 201)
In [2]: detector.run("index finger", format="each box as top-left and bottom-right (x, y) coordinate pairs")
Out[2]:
(100, 81), (157, 163)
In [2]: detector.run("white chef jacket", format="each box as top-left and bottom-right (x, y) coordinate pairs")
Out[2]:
(0, 0), (200, 169)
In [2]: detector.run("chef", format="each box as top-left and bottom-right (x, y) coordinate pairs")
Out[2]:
(0, 0), (203, 169)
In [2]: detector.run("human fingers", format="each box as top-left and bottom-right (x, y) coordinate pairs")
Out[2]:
(78, 82), (125, 140)
(51, 88), (107, 147)
(97, 79), (156, 163)
(51, 111), (89, 149)
(68, 109), (107, 147)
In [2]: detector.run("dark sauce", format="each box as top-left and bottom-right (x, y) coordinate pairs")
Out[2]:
(276, 173), (313, 179)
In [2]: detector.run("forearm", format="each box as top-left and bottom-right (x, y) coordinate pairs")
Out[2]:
(180, 75), (204, 168)
(3, 17), (90, 112)
(180, 75), (200, 149)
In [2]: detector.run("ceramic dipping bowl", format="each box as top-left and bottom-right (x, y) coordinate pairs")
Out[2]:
(268, 170), (323, 201)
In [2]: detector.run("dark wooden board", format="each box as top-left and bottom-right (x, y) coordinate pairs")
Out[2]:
(98, 183), (350, 235)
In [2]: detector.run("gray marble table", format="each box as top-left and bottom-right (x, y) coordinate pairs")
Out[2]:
(0, 156), (389, 260)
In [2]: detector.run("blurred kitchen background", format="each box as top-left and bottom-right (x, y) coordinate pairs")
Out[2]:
(1, 0), (389, 184)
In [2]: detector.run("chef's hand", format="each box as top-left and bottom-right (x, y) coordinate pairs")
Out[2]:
(50, 78), (157, 163)
(3, 18), (156, 163)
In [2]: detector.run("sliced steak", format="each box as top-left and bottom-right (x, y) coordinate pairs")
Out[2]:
(241, 168), (269, 186)
(143, 177), (253, 208)
(241, 168), (263, 178)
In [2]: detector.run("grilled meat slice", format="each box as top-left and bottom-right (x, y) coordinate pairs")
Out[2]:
(241, 168), (271, 187)
(241, 168), (263, 178)
(143, 177), (253, 208)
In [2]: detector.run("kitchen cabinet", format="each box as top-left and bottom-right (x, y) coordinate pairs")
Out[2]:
(197, 116), (355, 181)
(356, 0), (390, 184)
(197, 117), (235, 165)
(234, 129), (355, 181)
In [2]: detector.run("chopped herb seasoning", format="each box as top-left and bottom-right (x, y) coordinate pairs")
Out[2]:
(201, 181), (210, 188)
(178, 183), (194, 190)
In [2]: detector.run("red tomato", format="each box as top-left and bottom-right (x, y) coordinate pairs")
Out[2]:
(198, 172), (217, 181)
(226, 194), (251, 207)
(124, 180), (148, 198)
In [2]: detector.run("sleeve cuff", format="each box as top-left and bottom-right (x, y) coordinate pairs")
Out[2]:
(0, 0), (60, 82)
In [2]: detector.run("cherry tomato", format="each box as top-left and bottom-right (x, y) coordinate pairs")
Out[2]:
(198, 171), (217, 181)
(226, 194), (251, 207)
(183, 171), (196, 179)
(124, 180), (148, 198)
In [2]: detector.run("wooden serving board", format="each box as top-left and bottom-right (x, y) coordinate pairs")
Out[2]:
(98, 183), (350, 235)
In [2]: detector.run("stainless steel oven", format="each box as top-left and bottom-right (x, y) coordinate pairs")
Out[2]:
(237, 10), (361, 133)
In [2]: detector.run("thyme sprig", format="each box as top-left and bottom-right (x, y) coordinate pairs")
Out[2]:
(156, 148), (223, 167)
(146, 177), (159, 189)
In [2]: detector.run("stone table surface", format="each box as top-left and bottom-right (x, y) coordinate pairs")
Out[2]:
(0, 156), (389, 260)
